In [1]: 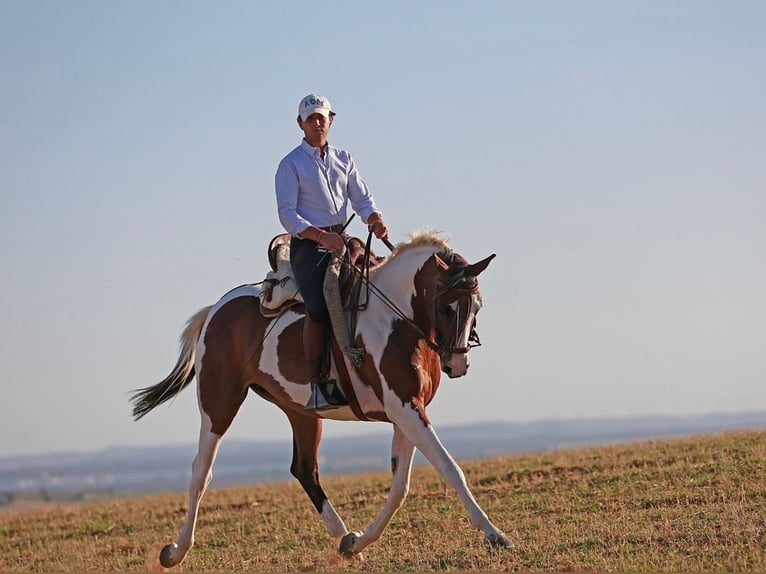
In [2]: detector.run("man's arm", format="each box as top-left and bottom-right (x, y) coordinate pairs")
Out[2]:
(275, 159), (311, 236)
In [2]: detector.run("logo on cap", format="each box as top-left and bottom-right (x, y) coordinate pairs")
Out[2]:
(299, 93), (333, 120)
(303, 96), (326, 109)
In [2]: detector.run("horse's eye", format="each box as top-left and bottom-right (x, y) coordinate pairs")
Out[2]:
(439, 306), (453, 317)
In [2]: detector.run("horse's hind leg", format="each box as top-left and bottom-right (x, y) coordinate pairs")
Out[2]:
(285, 410), (349, 543)
(159, 387), (246, 568)
(338, 425), (416, 556)
(158, 422), (222, 568)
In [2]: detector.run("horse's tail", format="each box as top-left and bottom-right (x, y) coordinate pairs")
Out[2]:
(130, 306), (212, 421)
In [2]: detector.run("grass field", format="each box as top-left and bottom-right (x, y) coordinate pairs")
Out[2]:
(0, 430), (764, 571)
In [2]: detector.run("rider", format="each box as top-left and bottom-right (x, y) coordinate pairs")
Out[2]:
(275, 93), (389, 411)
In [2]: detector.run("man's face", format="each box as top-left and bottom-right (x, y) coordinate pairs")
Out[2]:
(298, 113), (333, 144)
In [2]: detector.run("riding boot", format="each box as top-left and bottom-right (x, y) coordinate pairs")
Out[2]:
(303, 316), (348, 411)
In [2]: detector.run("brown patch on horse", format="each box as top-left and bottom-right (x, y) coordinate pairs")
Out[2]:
(199, 296), (265, 435)
(379, 254), (446, 426)
(380, 336), (440, 427)
(277, 315), (308, 384)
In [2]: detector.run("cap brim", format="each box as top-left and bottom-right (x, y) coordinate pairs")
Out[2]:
(300, 107), (334, 121)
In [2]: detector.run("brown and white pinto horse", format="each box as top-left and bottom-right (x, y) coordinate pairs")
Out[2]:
(131, 231), (510, 568)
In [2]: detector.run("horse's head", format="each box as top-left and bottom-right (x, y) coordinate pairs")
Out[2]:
(427, 251), (496, 378)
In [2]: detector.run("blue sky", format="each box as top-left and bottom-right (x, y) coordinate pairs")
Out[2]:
(1, 1), (764, 457)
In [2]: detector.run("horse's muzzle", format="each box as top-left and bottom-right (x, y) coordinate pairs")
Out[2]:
(441, 352), (470, 378)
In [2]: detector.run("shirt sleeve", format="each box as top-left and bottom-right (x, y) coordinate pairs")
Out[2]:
(275, 157), (311, 236)
(345, 154), (380, 223)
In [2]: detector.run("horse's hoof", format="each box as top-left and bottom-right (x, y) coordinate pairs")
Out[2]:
(339, 531), (363, 557)
(484, 531), (514, 549)
(159, 543), (178, 569)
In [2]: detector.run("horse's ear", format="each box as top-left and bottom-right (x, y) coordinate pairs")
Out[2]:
(465, 254), (496, 277)
(434, 253), (450, 270)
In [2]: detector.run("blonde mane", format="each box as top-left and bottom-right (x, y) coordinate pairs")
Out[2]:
(387, 230), (451, 260)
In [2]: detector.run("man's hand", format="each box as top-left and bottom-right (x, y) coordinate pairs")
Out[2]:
(317, 231), (345, 254)
(367, 212), (389, 241)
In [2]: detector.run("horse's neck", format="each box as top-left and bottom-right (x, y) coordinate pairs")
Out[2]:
(368, 246), (436, 316)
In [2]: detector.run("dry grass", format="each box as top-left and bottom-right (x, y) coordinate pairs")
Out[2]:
(1, 430), (764, 571)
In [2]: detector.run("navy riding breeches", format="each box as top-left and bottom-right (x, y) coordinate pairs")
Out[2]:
(290, 236), (331, 324)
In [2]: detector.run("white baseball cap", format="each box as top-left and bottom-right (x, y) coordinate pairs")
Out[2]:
(298, 93), (334, 121)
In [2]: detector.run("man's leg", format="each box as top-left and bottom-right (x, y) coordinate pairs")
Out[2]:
(290, 235), (348, 411)
(303, 314), (348, 411)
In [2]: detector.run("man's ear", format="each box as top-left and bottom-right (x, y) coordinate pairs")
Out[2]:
(296, 116), (303, 128)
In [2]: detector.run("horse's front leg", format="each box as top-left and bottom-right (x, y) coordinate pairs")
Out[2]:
(393, 407), (514, 549)
(285, 410), (349, 543)
(338, 425), (415, 556)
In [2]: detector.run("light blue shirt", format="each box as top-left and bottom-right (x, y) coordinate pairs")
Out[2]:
(275, 140), (379, 236)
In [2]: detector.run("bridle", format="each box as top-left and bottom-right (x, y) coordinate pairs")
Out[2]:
(430, 271), (483, 355)
(431, 284), (482, 355)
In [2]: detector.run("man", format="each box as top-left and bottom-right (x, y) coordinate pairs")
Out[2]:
(275, 93), (388, 411)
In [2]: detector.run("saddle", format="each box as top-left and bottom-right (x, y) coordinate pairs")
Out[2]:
(259, 233), (385, 319)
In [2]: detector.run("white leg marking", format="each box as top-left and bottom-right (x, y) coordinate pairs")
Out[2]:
(321, 501), (350, 540)
(391, 409), (507, 542)
(163, 412), (221, 567)
(342, 425), (416, 554)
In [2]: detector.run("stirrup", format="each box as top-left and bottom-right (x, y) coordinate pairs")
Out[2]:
(304, 378), (348, 411)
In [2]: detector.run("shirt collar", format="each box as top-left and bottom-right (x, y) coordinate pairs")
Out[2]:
(300, 139), (331, 158)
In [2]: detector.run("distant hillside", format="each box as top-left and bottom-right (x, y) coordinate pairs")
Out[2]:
(1, 411), (765, 505)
